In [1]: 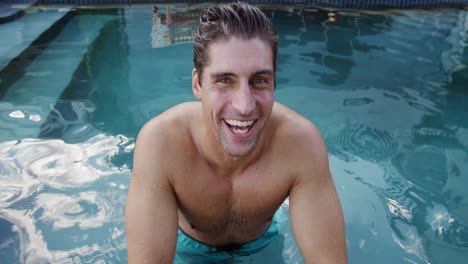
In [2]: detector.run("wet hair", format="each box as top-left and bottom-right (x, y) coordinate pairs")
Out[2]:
(193, 1), (278, 85)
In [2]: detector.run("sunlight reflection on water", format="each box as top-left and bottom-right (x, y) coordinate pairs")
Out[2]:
(0, 133), (130, 263)
(0, 4), (467, 264)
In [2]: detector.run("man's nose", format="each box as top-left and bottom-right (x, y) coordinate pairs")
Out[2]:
(232, 82), (255, 116)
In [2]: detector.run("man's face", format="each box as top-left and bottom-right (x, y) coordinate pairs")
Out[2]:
(193, 37), (275, 158)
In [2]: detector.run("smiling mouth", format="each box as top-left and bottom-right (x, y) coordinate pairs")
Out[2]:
(224, 119), (256, 135)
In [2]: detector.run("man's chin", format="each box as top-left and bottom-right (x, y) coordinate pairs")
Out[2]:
(218, 129), (260, 158)
(221, 143), (256, 158)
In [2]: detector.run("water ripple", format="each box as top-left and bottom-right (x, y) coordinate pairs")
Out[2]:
(36, 192), (109, 230)
(11, 134), (126, 189)
(392, 145), (447, 193)
(327, 122), (399, 162)
(0, 186), (127, 263)
(426, 204), (468, 248)
(0, 133), (130, 209)
(0, 140), (41, 209)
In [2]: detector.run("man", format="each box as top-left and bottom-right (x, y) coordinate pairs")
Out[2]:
(126, 2), (347, 263)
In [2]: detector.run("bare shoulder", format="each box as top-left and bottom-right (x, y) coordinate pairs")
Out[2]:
(133, 102), (200, 182)
(271, 102), (329, 181)
(136, 102), (199, 150)
(271, 102), (326, 153)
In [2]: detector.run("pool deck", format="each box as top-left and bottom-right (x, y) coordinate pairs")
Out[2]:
(17, 0), (468, 9)
(1, 0), (467, 70)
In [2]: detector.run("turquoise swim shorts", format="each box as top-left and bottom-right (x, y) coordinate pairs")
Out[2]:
(174, 207), (286, 263)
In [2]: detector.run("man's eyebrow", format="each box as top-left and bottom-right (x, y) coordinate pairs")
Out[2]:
(210, 72), (236, 79)
(210, 70), (274, 79)
(252, 70), (274, 76)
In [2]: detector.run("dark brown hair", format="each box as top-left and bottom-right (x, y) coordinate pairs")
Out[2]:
(193, 1), (278, 84)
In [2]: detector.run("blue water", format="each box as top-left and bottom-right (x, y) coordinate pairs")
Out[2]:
(0, 4), (468, 263)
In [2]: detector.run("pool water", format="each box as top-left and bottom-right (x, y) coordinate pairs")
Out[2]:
(1, 4), (468, 263)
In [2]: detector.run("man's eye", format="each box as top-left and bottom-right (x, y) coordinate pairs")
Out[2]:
(252, 78), (269, 86)
(218, 78), (231, 83)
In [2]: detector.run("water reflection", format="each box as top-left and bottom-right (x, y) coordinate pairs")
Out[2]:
(272, 8), (468, 263)
(36, 192), (108, 230)
(151, 5), (173, 48)
(150, 5), (199, 48)
(260, 8), (468, 262)
(0, 3), (468, 264)
(12, 134), (123, 188)
(0, 133), (130, 263)
(0, 205), (126, 263)
(149, 4), (199, 48)
(444, 148), (468, 224)
(275, 8), (393, 87)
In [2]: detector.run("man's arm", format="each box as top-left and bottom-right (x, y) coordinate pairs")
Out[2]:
(125, 121), (178, 263)
(289, 125), (347, 264)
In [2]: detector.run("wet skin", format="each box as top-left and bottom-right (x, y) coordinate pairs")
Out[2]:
(125, 37), (348, 264)
(193, 37), (275, 159)
(183, 37), (281, 244)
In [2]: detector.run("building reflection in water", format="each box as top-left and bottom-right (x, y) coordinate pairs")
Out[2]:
(150, 4), (199, 48)
(1, 4), (467, 264)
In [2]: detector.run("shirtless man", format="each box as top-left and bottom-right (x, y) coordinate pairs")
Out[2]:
(125, 2), (347, 263)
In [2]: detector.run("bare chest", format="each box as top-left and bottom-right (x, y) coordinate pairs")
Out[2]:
(174, 164), (290, 240)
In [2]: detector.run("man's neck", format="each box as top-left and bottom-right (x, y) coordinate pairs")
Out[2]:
(197, 124), (266, 177)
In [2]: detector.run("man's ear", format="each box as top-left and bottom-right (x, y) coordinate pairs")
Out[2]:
(192, 68), (202, 100)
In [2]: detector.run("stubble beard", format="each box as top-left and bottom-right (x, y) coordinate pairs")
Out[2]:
(217, 124), (258, 158)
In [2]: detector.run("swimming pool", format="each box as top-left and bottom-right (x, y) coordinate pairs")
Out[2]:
(0, 3), (467, 263)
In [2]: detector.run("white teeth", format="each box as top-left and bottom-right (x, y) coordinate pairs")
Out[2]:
(232, 128), (248, 134)
(225, 119), (254, 127)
